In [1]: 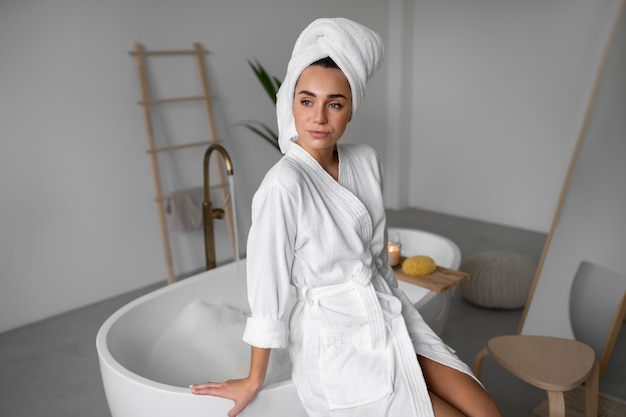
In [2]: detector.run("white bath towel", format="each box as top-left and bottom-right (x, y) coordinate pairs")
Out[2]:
(276, 17), (384, 154)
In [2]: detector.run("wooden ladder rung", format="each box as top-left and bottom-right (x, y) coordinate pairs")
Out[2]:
(147, 140), (216, 154)
(139, 96), (207, 105)
(130, 49), (207, 57)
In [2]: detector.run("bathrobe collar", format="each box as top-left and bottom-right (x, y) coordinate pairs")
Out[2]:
(288, 143), (374, 245)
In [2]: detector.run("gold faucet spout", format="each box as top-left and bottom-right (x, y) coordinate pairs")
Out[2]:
(203, 144), (234, 270)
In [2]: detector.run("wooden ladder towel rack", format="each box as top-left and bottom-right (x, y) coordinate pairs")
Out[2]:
(130, 43), (236, 284)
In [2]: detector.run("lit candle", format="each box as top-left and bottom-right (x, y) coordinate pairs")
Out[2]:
(388, 240), (402, 267)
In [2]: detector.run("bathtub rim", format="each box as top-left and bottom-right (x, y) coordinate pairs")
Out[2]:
(95, 261), (293, 395)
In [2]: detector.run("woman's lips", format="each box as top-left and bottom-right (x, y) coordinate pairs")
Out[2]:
(308, 130), (329, 139)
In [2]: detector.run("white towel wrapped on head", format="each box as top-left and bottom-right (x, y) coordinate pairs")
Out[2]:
(276, 17), (384, 154)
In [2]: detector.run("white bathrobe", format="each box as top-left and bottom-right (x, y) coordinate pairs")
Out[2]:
(243, 143), (476, 416)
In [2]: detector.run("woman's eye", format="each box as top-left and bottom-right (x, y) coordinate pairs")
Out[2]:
(329, 103), (343, 109)
(300, 99), (312, 106)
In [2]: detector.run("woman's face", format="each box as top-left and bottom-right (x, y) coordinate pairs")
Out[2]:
(293, 65), (352, 155)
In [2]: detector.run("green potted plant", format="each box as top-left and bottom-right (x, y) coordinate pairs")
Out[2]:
(241, 60), (282, 152)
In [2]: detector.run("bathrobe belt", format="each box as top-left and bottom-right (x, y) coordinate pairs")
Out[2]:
(297, 262), (387, 350)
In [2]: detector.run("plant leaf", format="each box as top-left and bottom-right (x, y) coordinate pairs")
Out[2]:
(242, 60), (283, 153)
(248, 60), (279, 104)
(240, 121), (280, 151)
(272, 76), (282, 92)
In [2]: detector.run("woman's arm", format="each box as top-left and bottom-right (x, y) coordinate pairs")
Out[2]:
(190, 346), (271, 417)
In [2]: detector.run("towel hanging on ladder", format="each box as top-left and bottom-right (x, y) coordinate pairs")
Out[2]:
(170, 186), (204, 232)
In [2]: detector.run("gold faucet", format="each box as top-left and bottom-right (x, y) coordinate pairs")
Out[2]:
(203, 144), (234, 270)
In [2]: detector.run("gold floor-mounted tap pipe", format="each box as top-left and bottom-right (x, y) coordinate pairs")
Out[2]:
(203, 144), (234, 270)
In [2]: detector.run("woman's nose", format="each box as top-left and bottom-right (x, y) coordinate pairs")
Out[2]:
(314, 106), (327, 124)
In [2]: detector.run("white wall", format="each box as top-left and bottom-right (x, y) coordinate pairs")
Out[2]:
(0, 0), (388, 333)
(1, 0), (621, 333)
(384, 0), (620, 233)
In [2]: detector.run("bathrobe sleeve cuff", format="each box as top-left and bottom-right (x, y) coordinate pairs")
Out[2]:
(243, 316), (289, 349)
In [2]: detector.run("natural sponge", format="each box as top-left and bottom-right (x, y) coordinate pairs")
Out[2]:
(402, 255), (437, 276)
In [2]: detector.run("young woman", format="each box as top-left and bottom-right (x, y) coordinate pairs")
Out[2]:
(191, 18), (503, 417)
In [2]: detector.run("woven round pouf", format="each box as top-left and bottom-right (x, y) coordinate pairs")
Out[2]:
(460, 250), (536, 309)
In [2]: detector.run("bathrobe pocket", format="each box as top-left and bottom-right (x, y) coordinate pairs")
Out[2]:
(318, 322), (394, 409)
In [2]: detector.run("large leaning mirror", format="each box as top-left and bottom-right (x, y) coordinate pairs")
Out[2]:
(519, 1), (626, 338)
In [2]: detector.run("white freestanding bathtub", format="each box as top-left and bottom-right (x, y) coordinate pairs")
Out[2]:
(96, 228), (461, 417)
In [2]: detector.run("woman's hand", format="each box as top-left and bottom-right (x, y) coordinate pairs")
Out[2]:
(190, 377), (262, 417)
(190, 346), (271, 417)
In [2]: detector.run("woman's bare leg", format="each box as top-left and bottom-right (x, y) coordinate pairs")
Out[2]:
(429, 391), (466, 417)
(418, 355), (503, 417)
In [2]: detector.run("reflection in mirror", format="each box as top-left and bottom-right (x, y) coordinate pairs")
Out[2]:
(519, 1), (626, 338)
(568, 261), (626, 377)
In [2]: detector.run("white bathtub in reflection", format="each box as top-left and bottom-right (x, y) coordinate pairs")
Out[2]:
(96, 228), (461, 417)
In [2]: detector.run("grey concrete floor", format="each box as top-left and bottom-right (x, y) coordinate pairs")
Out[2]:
(1, 207), (624, 417)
